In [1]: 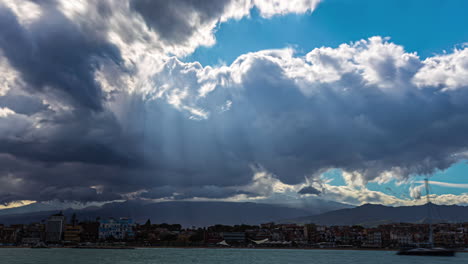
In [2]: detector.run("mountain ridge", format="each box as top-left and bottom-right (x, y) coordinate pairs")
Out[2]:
(281, 203), (468, 226)
(0, 200), (328, 227)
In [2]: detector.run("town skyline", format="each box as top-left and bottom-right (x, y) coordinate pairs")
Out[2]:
(1, 209), (468, 250)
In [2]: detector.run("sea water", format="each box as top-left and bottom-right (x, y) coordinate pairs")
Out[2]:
(0, 248), (466, 264)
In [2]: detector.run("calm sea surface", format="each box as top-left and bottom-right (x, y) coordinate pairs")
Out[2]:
(0, 248), (466, 264)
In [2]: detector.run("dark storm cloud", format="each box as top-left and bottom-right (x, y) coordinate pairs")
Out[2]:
(130, 0), (230, 44)
(0, 0), (254, 204)
(140, 186), (176, 199)
(0, 139), (139, 167)
(3, 40), (468, 204)
(298, 186), (321, 195)
(0, 104), (142, 167)
(0, 5), (122, 111)
(0, 154), (124, 204)
(37, 186), (122, 203)
(0, 188), (122, 205)
(0, 94), (48, 115)
(173, 186), (250, 199)
(227, 53), (468, 184)
(140, 185), (250, 200)
(135, 45), (468, 189)
(0, 0), (468, 207)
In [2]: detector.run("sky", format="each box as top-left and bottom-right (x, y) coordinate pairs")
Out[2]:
(0, 0), (467, 211)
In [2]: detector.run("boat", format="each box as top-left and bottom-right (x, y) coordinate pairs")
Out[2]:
(31, 242), (49, 248)
(397, 247), (455, 256)
(396, 179), (455, 256)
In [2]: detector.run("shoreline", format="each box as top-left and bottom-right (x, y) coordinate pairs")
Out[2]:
(1, 245), (467, 252)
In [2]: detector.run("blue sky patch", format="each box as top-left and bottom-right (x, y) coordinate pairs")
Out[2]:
(185, 0), (468, 66)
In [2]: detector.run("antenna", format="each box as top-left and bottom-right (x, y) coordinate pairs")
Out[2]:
(424, 178), (433, 247)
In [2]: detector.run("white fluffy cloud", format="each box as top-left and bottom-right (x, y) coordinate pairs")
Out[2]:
(134, 36), (468, 200)
(414, 47), (468, 90)
(224, 168), (468, 207)
(253, 0), (320, 17)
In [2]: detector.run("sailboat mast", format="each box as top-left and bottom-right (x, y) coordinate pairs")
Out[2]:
(424, 178), (433, 247)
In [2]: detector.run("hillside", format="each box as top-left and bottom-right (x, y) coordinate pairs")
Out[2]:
(282, 203), (468, 226)
(0, 201), (321, 227)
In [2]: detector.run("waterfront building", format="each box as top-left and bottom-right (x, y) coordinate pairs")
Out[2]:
(45, 212), (66, 243)
(204, 231), (223, 245)
(99, 217), (135, 240)
(64, 224), (82, 243)
(390, 232), (413, 246)
(0, 225), (19, 245)
(20, 223), (45, 245)
(364, 229), (382, 248)
(222, 232), (246, 244)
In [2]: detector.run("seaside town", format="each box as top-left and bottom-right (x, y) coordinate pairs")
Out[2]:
(0, 212), (467, 250)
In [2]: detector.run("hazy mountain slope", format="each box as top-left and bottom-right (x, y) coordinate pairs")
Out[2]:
(0, 201), (328, 227)
(283, 203), (468, 226)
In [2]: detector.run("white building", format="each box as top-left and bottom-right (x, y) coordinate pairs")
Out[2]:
(98, 218), (135, 240)
(45, 212), (66, 243)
